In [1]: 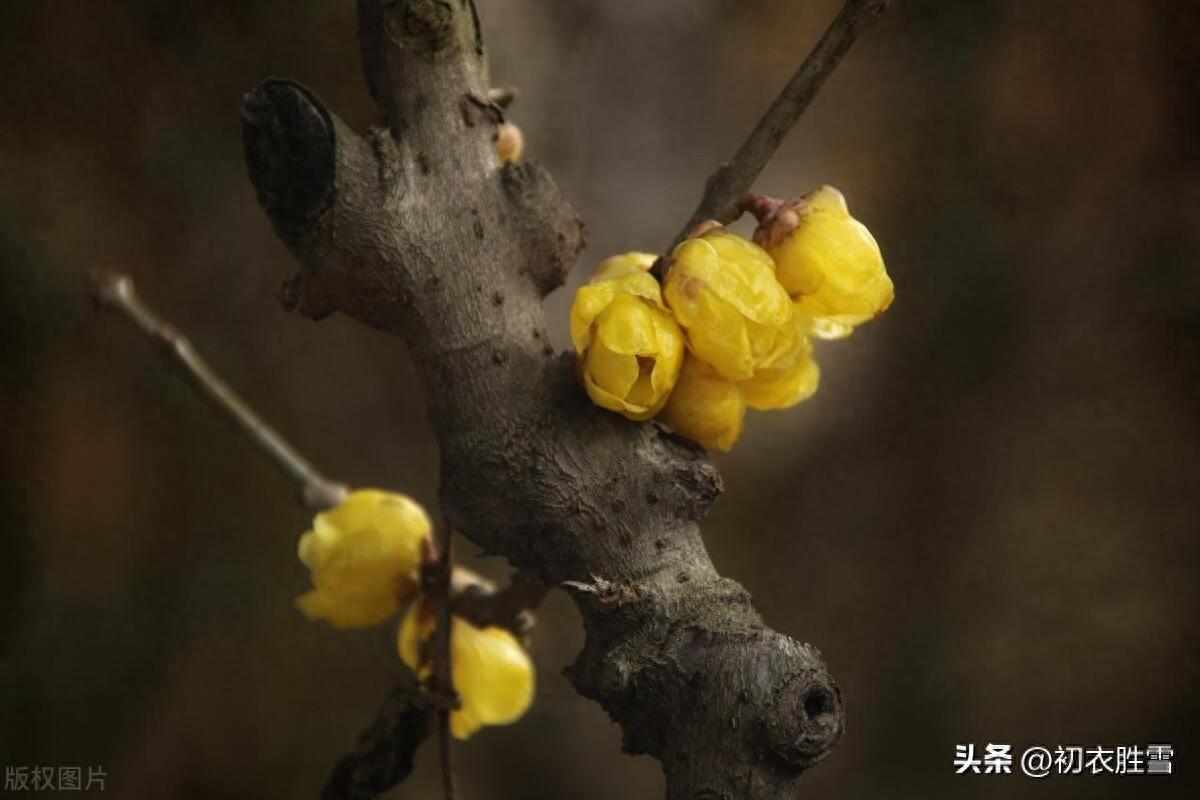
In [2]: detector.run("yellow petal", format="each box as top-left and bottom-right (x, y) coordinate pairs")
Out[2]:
(673, 232), (791, 326)
(766, 186), (892, 338)
(595, 293), (661, 355)
(451, 618), (535, 736)
(397, 607), (535, 741)
(572, 274), (683, 421)
(296, 490), (431, 629)
(583, 341), (639, 406)
(691, 289), (757, 380)
(591, 251), (657, 283)
(741, 356), (820, 411)
(806, 184), (849, 215)
(664, 231), (793, 380)
(569, 281), (616, 353)
(571, 273), (667, 353)
(658, 356), (746, 451)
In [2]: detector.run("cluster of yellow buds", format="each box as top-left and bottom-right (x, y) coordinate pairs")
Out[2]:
(295, 490), (534, 739)
(569, 185), (891, 450)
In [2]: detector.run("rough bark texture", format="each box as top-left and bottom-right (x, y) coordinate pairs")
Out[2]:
(243, 1), (843, 796)
(321, 677), (431, 800)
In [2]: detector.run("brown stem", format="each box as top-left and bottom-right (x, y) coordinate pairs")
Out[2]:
(671, 0), (890, 249)
(88, 270), (349, 510)
(451, 570), (548, 639)
(423, 527), (459, 800)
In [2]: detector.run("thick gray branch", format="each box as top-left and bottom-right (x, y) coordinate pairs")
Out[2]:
(243, 1), (851, 796)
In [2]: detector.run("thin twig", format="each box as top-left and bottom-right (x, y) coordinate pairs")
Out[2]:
(451, 570), (548, 643)
(670, 0), (889, 249)
(89, 270), (349, 510)
(423, 527), (459, 800)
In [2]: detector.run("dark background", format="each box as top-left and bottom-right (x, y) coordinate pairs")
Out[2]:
(2, 1), (1197, 798)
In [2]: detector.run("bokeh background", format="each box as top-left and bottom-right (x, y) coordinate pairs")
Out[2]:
(2, 1), (1197, 798)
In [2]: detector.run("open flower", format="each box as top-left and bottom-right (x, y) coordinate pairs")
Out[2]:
(663, 226), (794, 380)
(659, 355), (746, 451)
(570, 269), (684, 421)
(399, 604), (536, 740)
(295, 490), (431, 628)
(752, 185), (893, 339)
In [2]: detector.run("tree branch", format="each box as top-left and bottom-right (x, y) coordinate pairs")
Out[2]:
(671, 0), (890, 249)
(421, 530), (459, 800)
(92, 269), (545, 799)
(91, 269), (543, 633)
(321, 676), (432, 800)
(89, 270), (348, 510)
(92, 268), (544, 633)
(240, 0), (882, 796)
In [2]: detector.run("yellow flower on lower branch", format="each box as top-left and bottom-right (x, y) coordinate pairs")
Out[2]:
(570, 268), (684, 421)
(295, 490), (431, 629)
(398, 605), (535, 740)
(753, 185), (893, 340)
(659, 355), (746, 451)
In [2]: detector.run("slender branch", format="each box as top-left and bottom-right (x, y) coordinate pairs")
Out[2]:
(91, 269), (549, 800)
(421, 529), (459, 800)
(91, 269), (541, 624)
(671, 0), (889, 248)
(91, 270), (543, 622)
(88, 270), (349, 510)
(451, 570), (548, 643)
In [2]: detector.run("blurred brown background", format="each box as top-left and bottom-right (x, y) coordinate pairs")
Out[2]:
(2, 1), (1197, 798)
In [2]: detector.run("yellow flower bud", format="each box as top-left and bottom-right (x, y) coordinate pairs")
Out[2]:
(663, 227), (794, 381)
(741, 341), (819, 412)
(738, 309), (820, 410)
(570, 271), (684, 421)
(590, 251), (657, 283)
(398, 605), (535, 740)
(659, 355), (745, 451)
(295, 490), (431, 629)
(495, 122), (524, 164)
(753, 185), (893, 340)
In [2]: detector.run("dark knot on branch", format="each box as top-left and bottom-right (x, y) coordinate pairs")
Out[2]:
(383, 0), (453, 51)
(242, 80), (335, 246)
(762, 670), (845, 770)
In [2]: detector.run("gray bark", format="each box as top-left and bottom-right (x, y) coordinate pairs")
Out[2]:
(242, 1), (844, 796)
